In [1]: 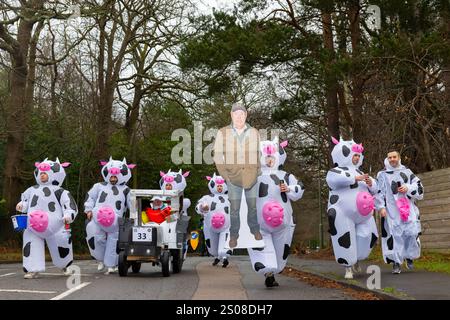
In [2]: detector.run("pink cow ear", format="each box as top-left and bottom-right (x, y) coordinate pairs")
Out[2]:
(99, 160), (108, 166)
(331, 137), (339, 145)
(34, 162), (41, 168)
(127, 164), (136, 169)
(206, 176), (212, 181)
(183, 171), (190, 177)
(61, 162), (71, 168)
(280, 140), (288, 148)
(160, 171), (166, 177)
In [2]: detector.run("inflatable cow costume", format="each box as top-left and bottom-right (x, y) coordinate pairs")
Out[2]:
(17, 158), (78, 279)
(159, 169), (191, 216)
(85, 157), (135, 274)
(159, 169), (191, 258)
(375, 154), (424, 274)
(248, 138), (305, 287)
(195, 173), (232, 267)
(326, 137), (378, 279)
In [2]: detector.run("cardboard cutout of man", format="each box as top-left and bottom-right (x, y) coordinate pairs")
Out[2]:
(213, 102), (262, 249)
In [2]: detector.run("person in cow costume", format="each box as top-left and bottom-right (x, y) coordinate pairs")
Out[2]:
(85, 157), (136, 274)
(159, 169), (191, 216)
(195, 173), (232, 267)
(248, 137), (305, 287)
(16, 158), (78, 279)
(326, 137), (378, 279)
(375, 151), (424, 274)
(159, 169), (191, 258)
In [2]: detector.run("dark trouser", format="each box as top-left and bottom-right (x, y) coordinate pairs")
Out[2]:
(227, 181), (260, 238)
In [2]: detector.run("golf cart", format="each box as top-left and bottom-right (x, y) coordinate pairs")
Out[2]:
(117, 189), (190, 277)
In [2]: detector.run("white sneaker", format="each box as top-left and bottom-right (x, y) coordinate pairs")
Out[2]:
(104, 267), (117, 275)
(24, 272), (39, 279)
(344, 267), (353, 279)
(351, 262), (362, 274)
(97, 262), (105, 271)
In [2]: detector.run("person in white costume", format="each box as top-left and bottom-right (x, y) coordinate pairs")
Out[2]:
(375, 151), (424, 274)
(195, 173), (232, 268)
(248, 137), (304, 287)
(16, 158), (78, 279)
(85, 157), (136, 274)
(326, 137), (379, 280)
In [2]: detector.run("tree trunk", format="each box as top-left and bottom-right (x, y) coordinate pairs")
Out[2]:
(92, 2), (136, 160)
(125, 77), (143, 146)
(348, 1), (365, 142)
(321, 11), (340, 159)
(2, 16), (38, 213)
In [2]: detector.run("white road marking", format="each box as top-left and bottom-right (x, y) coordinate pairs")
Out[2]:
(50, 282), (91, 300)
(0, 273), (16, 278)
(0, 289), (57, 294)
(39, 273), (93, 277)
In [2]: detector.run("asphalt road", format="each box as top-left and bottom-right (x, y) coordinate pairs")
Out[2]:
(0, 256), (354, 300)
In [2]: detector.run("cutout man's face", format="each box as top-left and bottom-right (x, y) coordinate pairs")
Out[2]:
(231, 110), (247, 129)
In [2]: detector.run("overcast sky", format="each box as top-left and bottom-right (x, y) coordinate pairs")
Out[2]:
(195, 0), (240, 14)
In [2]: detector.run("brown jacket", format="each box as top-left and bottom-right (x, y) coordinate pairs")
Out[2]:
(213, 124), (261, 188)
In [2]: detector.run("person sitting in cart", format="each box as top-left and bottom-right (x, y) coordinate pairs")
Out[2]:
(142, 196), (172, 224)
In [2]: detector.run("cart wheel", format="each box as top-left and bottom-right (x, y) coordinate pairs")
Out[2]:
(171, 249), (183, 274)
(131, 262), (141, 274)
(118, 251), (128, 277)
(161, 251), (170, 277)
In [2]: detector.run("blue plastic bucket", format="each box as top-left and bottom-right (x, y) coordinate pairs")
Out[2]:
(11, 214), (27, 231)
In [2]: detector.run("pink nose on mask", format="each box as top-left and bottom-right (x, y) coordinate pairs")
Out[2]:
(262, 201), (284, 228)
(215, 179), (225, 185)
(211, 212), (226, 229)
(38, 163), (51, 172)
(97, 206), (115, 227)
(109, 167), (120, 175)
(356, 192), (374, 216)
(352, 144), (364, 154)
(164, 176), (174, 183)
(263, 145), (276, 155)
(396, 198), (410, 222)
(29, 210), (49, 233)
